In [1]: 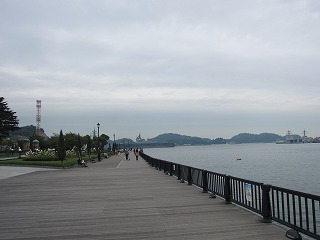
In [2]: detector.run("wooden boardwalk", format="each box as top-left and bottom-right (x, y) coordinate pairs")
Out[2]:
(0, 153), (292, 239)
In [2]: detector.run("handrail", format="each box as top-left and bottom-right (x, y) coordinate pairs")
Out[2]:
(140, 152), (320, 240)
(270, 185), (320, 239)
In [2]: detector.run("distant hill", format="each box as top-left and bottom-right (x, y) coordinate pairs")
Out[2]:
(116, 138), (135, 145)
(10, 125), (36, 138)
(229, 133), (284, 144)
(10, 127), (303, 145)
(151, 133), (213, 145)
(150, 132), (286, 145)
(10, 125), (48, 139)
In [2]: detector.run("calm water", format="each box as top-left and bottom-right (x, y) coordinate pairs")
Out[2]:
(144, 143), (320, 196)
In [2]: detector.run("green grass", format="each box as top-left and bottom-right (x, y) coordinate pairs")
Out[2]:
(0, 155), (97, 168)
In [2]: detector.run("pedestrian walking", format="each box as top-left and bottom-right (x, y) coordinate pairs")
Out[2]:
(125, 149), (129, 160)
(135, 148), (139, 160)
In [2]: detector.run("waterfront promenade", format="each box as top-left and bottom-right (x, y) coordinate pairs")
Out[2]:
(0, 154), (291, 239)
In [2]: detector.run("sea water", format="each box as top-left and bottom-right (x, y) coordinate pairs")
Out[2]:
(144, 143), (320, 196)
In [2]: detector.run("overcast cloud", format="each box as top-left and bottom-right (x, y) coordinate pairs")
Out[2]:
(1, 0), (320, 140)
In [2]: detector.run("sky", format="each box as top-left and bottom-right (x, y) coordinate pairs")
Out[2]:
(1, 0), (320, 140)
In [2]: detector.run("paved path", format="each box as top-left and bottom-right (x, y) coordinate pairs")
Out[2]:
(0, 153), (292, 239)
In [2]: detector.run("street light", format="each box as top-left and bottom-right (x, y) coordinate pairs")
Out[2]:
(18, 147), (22, 159)
(97, 123), (101, 161)
(113, 134), (116, 154)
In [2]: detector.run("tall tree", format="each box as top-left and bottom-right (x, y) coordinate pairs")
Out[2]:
(64, 132), (78, 150)
(0, 97), (20, 140)
(57, 130), (66, 162)
(99, 134), (109, 151)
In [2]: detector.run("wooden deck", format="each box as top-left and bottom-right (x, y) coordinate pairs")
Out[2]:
(0, 153), (292, 239)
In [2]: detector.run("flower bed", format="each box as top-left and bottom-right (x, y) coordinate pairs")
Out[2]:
(23, 150), (79, 161)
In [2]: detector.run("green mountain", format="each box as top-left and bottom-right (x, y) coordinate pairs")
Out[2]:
(121, 132), (288, 145)
(10, 126), (301, 145)
(229, 133), (284, 144)
(10, 125), (48, 139)
(10, 125), (36, 139)
(151, 133), (213, 145)
(151, 132), (286, 145)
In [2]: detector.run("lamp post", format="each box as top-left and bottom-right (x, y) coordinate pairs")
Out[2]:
(97, 123), (101, 161)
(113, 134), (116, 154)
(18, 147), (22, 159)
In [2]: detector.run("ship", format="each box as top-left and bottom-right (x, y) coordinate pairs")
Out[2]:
(134, 134), (175, 148)
(276, 130), (312, 144)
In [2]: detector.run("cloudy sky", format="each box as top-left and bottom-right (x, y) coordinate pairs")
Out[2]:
(1, 0), (320, 140)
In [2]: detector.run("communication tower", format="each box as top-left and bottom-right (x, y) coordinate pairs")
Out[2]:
(36, 100), (41, 136)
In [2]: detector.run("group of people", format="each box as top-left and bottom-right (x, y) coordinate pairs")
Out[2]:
(77, 158), (88, 167)
(124, 148), (140, 161)
(78, 148), (141, 167)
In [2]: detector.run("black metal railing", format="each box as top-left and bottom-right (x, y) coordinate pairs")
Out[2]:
(270, 186), (320, 239)
(140, 152), (320, 240)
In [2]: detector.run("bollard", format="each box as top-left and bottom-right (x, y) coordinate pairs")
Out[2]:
(187, 166), (192, 185)
(202, 169), (208, 193)
(261, 184), (272, 223)
(224, 175), (232, 204)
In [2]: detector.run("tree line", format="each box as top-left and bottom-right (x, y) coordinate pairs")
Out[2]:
(0, 97), (114, 157)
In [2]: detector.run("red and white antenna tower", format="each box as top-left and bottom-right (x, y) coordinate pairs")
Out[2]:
(36, 100), (41, 136)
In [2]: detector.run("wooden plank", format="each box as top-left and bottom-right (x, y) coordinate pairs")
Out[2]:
(0, 154), (291, 239)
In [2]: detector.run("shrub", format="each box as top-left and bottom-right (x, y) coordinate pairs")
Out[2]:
(66, 150), (78, 158)
(0, 152), (95, 168)
(24, 150), (57, 161)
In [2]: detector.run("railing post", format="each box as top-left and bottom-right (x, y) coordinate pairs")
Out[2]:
(158, 160), (162, 171)
(224, 175), (232, 204)
(187, 166), (192, 185)
(151, 157), (154, 167)
(164, 161), (167, 174)
(169, 162), (173, 176)
(261, 184), (272, 223)
(202, 169), (208, 193)
(177, 164), (181, 180)
(155, 159), (158, 170)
